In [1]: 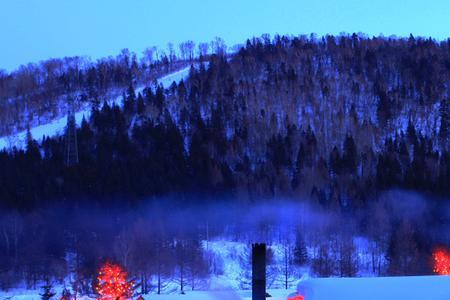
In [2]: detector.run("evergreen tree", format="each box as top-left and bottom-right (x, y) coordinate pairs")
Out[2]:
(155, 86), (165, 111)
(291, 143), (305, 189)
(342, 134), (357, 173)
(293, 230), (308, 266)
(25, 128), (41, 162)
(439, 98), (450, 144)
(376, 80), (391, 126)
(95, 262), (134, 300)
(40, 282), (56, 300)
(136, 93), (145, 115)
(407, 118), (418, 146)
(329, 146), (341, 176)
(123, 84), (136, 114)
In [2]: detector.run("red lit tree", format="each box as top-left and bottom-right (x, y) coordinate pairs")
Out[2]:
(95, 262), (134, 300)
(59, 288), (72, 300)
(433, 248), (450, 275)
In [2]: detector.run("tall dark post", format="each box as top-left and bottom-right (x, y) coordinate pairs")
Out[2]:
(64, 96), (79, 166)
(252, 243), (266, 300)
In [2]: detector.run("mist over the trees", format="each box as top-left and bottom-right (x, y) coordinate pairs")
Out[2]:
(0, 191), (448, 291)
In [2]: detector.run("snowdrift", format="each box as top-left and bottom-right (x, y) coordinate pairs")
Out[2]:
(296, 275), (450, 300)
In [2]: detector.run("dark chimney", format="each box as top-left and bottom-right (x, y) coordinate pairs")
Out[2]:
(252, 243), (266, 300)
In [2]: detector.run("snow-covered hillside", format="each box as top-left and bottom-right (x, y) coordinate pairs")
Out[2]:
(0, 66), (191, 150)
(205, 239), (307, 291)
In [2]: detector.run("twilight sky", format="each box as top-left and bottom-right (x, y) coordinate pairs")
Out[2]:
(1, 0), (449, 71)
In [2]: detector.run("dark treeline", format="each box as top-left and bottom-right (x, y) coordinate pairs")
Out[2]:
(1, 34), (450, 210)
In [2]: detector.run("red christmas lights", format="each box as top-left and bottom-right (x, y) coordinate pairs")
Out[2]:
(95, 262), (134, 300)
(432, 247), (450, 275)
(287, 294), (305, 300)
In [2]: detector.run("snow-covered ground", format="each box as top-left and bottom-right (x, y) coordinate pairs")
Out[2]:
(0, 66), (192, 151)
(134, 276), (450, 299)
(147, 289), (293, 300)
(2, 276), (449, 300)
(148, 275), (450, 300)
(0, 289), (292, 300)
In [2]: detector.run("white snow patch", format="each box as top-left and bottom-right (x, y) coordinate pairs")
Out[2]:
(0, 66), (191, 151)
(157, 66), (191, 89)
(296, 275), (450, 300)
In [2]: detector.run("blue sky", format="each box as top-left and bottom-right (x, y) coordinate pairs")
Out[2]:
(1, 0), (449, 71)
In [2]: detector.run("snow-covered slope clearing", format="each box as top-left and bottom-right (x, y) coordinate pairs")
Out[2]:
(0, 66), (191, 150)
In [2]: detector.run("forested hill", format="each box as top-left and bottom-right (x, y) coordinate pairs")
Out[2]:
(1, 34), (450, 209)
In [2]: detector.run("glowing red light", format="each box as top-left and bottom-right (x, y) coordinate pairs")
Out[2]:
(432, 248), (450, 275)
(287, 293), (305, 300)
(95, 262), (134, 300)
